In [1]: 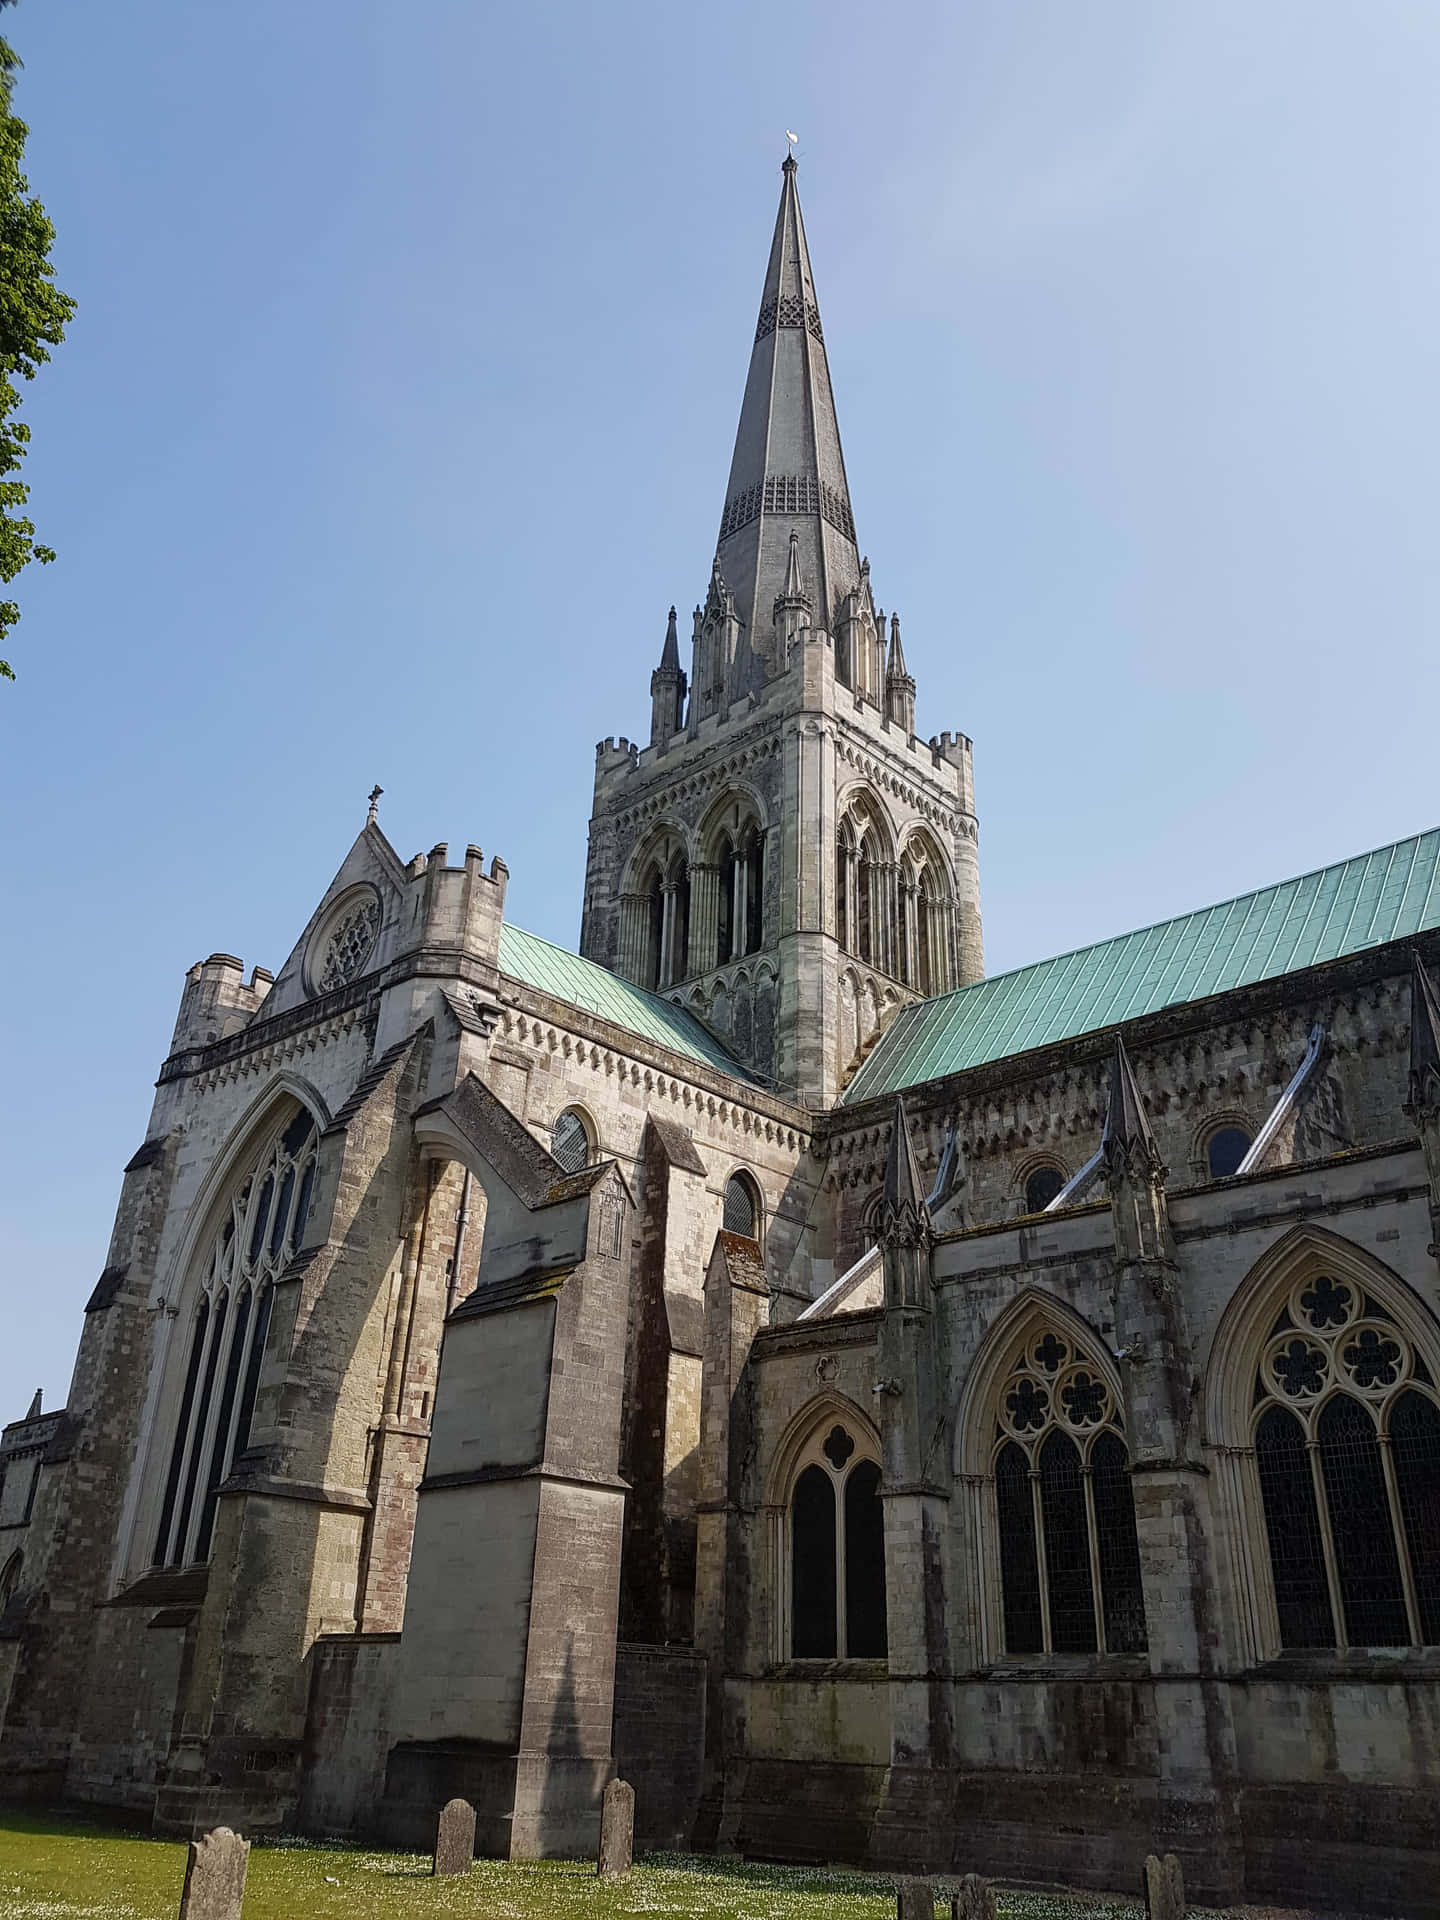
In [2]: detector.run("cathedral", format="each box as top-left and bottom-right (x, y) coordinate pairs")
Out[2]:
(4, 157), (1440, 1917)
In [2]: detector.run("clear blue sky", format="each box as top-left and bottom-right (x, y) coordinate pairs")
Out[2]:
(4, 1), (1440, 1415)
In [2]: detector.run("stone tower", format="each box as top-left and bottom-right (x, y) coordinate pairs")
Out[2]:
(579, 157), (982, 1106)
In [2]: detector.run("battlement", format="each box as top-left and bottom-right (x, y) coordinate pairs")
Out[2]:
(596, 736), (640, 772)
(928, 730), (972, 769)
(170, 951), (273, 1052)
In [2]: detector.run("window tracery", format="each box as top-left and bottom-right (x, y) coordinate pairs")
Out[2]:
(989, 1322), (1147, 1656)
(152, 1105), (318, 1570)
(785, 1417), (887, 1660)
(1249, 1270), (1440, 1649)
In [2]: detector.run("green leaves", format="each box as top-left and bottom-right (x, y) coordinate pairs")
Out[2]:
(0, 22), (75, 681)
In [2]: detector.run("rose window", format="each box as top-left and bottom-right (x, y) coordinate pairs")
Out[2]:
(317, 896), (381, 992)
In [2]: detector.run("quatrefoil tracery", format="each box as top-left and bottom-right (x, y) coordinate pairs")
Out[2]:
(1252, 1272), (1418, 1438)
(996, 1325), (1121, 1461)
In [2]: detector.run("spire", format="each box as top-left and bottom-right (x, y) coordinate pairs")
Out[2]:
(713, 156), (860, 673)
(886, 611), (907, 679)
(1408, 950), (1440, 1116)
(649, 606), (687, 747)
(1101, 1036), (1164, 1180)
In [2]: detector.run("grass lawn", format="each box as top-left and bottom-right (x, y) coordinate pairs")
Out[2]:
(0, 1808), (1320, 1920)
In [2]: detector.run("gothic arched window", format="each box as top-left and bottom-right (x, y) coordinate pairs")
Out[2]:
(723, 1171), (760, 1240)
(1250, 1271), (1440, 1649)
(788, 1420), (887, 1659)
(0, 1550), (22, 1611)
(153, 1105), (318, 1569)
(989, 1323), (1147, 1656)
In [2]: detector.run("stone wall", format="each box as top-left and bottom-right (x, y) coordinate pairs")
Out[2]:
(611, 1643), (706, 1848)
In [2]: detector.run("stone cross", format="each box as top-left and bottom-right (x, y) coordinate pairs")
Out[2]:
(896, 1877), (935, 1920)
(951, 1872), (996, 1920)
(432, 1797), (475, 1876)
(177, 1826), (249, 1920)
(596, 1777), (635, 1878)
(1142, 1851), (1185, 1920)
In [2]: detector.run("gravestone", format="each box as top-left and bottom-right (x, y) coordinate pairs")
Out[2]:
(951, 1872), (996, 1920)
(177, 1827), (249, 1920)
(1142, 1851), (1185, 1920)
(896, 1877), (935, 1920)
(432, 1797), (476, 1876)
(597, 1777), (635, 1879)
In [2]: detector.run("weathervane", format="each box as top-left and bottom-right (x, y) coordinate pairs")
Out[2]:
(786, 128), (798, 155)
(366, 784), (383, 827)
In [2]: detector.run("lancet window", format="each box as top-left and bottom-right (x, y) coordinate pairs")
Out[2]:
(634, 847), (691, 990)
(898, 833), (955, 998)
(836, 793), (895, 977)
(1249, 1271), (1440, 1649)
(152, 1106), (318, 1569)
(988, 1322), (1147, 1656)
(716, 825), (765, 965)
(787, 1419), (887, 1660)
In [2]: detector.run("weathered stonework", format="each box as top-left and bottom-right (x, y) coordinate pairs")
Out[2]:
(5, 155), (1440, 1920)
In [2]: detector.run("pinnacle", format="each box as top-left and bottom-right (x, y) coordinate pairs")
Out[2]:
(1101, 1036), (1162, 1174)
(658, 606), (681, 674)
(882, 1093), (928, 1219)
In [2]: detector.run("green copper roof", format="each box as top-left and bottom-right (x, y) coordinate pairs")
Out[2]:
(843, 829), (1440, 1107)
(498, 923), (753, 1081)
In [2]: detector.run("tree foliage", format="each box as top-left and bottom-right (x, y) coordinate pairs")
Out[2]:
(0, 9), (74, 681)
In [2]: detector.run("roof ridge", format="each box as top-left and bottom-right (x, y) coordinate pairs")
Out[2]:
(842, 824), (1440, 1106)
(911, 826), (1440, 1018)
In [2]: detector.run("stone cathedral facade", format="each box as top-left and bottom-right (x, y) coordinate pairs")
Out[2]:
(4, 159), (1440, 1916)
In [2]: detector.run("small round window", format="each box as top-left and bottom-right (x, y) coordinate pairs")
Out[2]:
(1024, 1166), (1065, 1214)
(723, 1172), (759, 1238)
(550, 1109), (592, 1175)
(1207, 1126), (1252, 1180)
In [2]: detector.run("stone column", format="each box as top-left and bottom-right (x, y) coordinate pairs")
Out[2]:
(1101, 1039), (1240, 1903)
(871, 1098), (952, 1872)
(618, 894), (649, 986)
(659, 883), (681, 987)
(689, 865), (721, 977)
(692, 1230), (771, 1850)
(732, 853), (748, 958)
